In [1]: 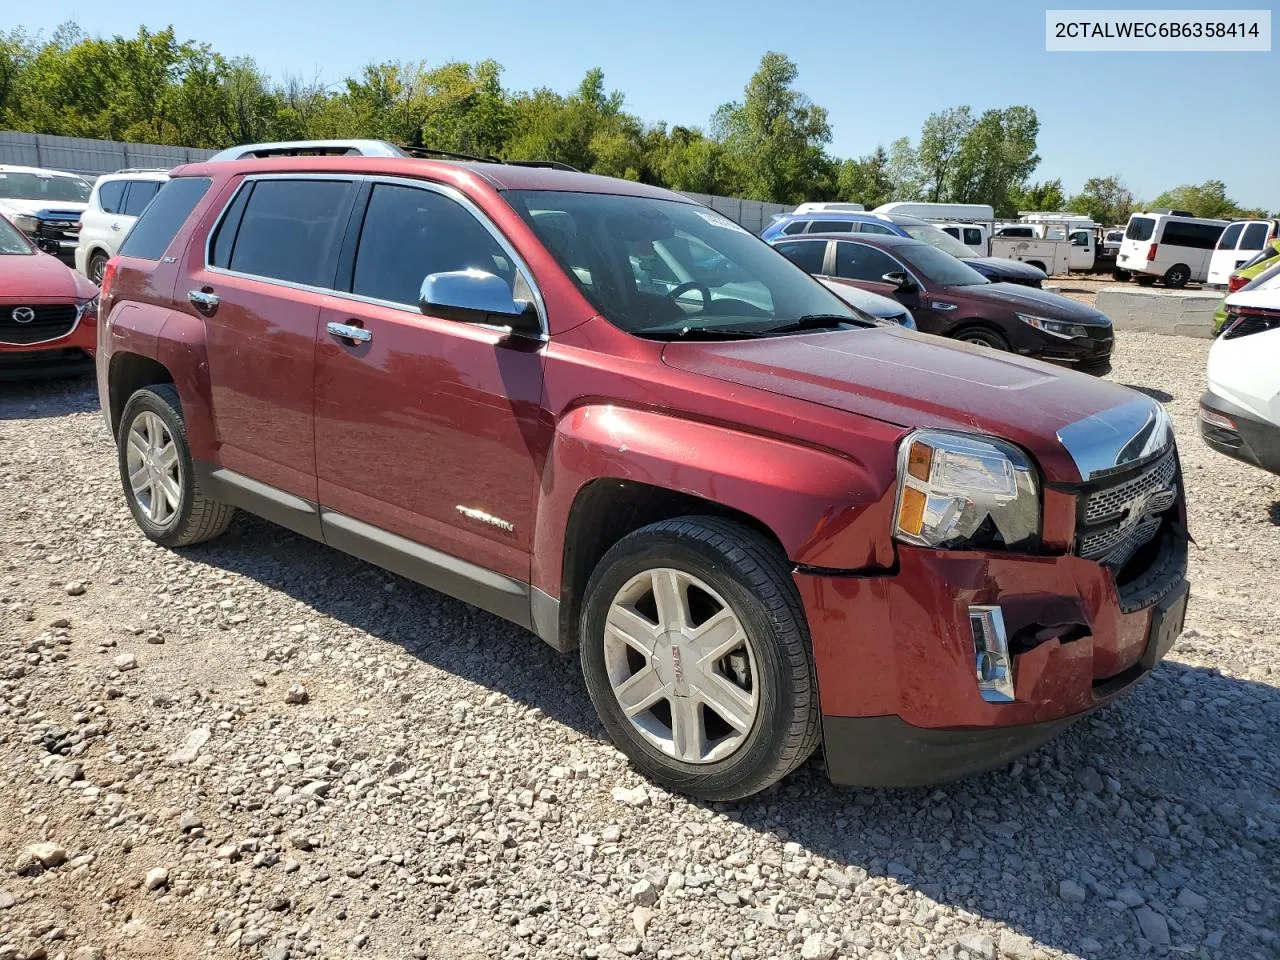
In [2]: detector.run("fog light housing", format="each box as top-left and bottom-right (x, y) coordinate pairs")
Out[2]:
(969, 605), (1015, 703)
(1199, 407), (1236, 431)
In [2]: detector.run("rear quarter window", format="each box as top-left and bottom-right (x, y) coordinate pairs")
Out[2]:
(97, 180), (126, 214)
(1158, 220), (1224, 250)
(119, 177), (212, 261)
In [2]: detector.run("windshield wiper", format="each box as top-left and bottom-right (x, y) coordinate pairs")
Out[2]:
(759, 314), (871, 334)
(662, 326), (769, 341)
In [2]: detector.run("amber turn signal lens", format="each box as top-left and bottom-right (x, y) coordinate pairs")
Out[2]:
(898, 486), (927, 536)
(907, 441), (933, 481)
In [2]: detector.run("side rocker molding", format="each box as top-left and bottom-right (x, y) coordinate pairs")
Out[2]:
(319, 510), (533, 629)
(200, 467), (324, 541)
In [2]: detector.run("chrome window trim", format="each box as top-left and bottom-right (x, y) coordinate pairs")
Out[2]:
(202, 172), (548, 339)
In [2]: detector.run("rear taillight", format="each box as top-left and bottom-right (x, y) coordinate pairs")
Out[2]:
(1228, 274), (1249, 292)
(100, 259), (118, 302)
(1146, 243), (1159, 261)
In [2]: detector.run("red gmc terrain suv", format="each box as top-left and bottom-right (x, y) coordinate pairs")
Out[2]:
(97, 141), (1190, 800)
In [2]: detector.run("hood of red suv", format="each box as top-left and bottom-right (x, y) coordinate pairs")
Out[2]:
(0, 250), (96, 303)
(662, 327), (1155, 484)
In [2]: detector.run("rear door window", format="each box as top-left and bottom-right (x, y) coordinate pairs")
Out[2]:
(222, 178), (354, 287)
(121, 180), (162, 217)
(119, 177), (212, 261)
(858, 222), (897, 236)
(773, 239), (827, 274)
(1218, 222), (1244, 250)
(1125, 217), (1156, 242)
(350, 182), (515, 307)
(97, 180), (127, 215)
(1240, 221), (1270, 250)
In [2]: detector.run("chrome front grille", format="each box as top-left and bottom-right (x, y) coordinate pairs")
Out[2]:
(1078, 447), (1179, 569)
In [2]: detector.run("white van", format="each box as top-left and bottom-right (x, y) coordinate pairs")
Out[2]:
(1207, 219), (1279, 288)
(1116, 212), (1229, 287)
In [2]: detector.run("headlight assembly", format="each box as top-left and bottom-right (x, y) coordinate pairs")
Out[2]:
(893, 430), (1040, 551)
(12, 214), (40, 234)
(1017, 313), (1090, 339)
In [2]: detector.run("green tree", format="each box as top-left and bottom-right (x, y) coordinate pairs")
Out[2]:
(1149, 179), (1248, 219)
(711, 52), (833, 204)
(836, 146), (893, 208)
(948, 106), (1040, 216)
(1009, 178), (1066, 212)
(1066, 175), (1135, 225)
(916, 106), (973, 202)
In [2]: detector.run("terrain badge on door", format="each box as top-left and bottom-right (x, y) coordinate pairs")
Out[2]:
(455, 505), (515, 533)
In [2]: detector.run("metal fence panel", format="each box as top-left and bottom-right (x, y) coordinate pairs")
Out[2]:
(2, 132), (791, 229)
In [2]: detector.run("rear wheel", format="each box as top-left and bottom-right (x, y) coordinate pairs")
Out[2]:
(117, 384), (235, 547)
(952, 327), (1010, 351)
(1113, 269), (1131, 282)
(88, 250), (109, 286)
(1163, 264), (1191, 288)
(579, 517), (820, 801)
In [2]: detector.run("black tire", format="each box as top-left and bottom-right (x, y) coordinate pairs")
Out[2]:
(1163, 264), (1191, 288)
(1026, 260), (1047, 274)
(579, 516), (820, 801)
(1135, 275), (1157, 286)
(117, 384), (235, 547)
(88, 250), (109, 286)
(952, 326), (1010, 351)
(1113, 269), (1131, 282)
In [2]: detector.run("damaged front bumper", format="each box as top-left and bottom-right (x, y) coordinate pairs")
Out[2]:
(797, 531), (1188, 788)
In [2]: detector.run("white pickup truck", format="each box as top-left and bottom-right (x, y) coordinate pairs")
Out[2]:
(991, 223), (1096, 275)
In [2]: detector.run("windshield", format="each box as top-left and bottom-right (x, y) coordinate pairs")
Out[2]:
(898, 222), (976, 259)
(506, 190), (862, 338)
(898, 242), (990, 287)
(0, 217), (33, 254)
(0, 172), (91, 204)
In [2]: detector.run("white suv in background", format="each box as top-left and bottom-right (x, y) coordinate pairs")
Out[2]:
(1200, 264), (1280, 476)
(75, 169), (169, 283)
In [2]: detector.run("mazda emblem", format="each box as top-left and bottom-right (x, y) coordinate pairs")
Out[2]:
(11, 306), (35, 324)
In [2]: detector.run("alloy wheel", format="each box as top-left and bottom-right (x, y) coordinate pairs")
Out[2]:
(125, 411), (182, 526)
(603, 568), (759, 764)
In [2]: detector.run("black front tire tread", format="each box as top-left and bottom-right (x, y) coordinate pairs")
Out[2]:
(119, 384), (235, 547)
(582, 516), (821, 801)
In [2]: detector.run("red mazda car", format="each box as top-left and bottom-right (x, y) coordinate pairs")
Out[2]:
(0, 213), (99, 379)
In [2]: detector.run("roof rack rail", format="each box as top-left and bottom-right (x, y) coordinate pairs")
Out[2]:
(395, 145), (493, 163)
(112, 167), (172, 174)
(505, 159), (581, 172)
(206, 139), (408, 162)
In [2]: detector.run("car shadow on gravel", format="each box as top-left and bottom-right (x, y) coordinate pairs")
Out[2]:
(188, 512), (1278, 960)
(1268, 502), (1280, 527)
(0, 376), (98, 420)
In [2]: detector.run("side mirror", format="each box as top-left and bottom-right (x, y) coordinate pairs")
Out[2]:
(419, 269), (541, 337)
(882, 270), (916, 291)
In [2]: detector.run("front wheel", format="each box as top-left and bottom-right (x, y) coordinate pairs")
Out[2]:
(953, 327), (1010, 351)
(117, 384), (236, 547)
(580, 517), (820, 801)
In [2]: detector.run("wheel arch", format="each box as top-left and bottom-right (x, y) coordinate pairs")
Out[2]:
(107, 352), (174, 437)
(532, 403), (900, 650)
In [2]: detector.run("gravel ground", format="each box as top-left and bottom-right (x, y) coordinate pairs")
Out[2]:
(1, 331), (1277, 960)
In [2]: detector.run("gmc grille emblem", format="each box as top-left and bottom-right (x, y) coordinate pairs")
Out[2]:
(11, 307), (35, 324)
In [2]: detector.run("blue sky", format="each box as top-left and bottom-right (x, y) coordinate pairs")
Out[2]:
(18, 0), (1279, 210)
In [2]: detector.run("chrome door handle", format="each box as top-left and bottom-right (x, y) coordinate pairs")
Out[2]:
(327, 321), (371, 343)
(188, 289), (219, 311)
